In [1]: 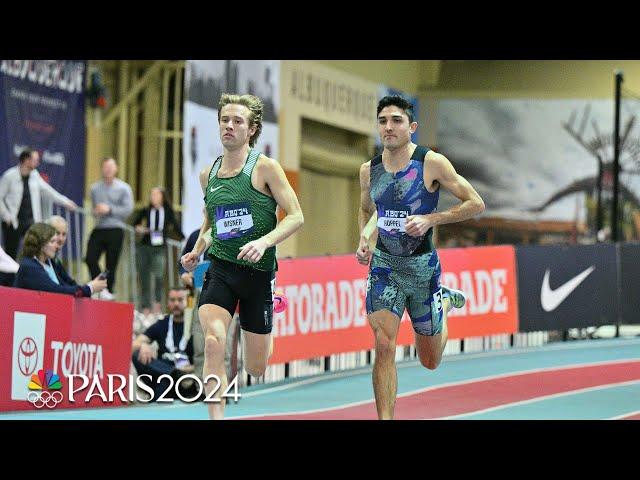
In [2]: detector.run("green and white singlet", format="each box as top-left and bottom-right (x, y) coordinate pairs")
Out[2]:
(205, 148), (277, 271)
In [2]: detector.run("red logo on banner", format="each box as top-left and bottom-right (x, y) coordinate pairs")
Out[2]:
(1, 287), (134, 413)
(269, 255), (370, 364)
(17, 337), (38, 376)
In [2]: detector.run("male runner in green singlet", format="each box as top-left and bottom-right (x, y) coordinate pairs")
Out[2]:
(181, 94), (304, 420)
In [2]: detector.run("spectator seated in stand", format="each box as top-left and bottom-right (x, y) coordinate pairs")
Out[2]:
(131, 286), (197, 401)
(13, 223), (107, 297)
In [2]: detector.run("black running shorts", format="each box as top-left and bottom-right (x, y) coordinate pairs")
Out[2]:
(198, 255), (275, 334)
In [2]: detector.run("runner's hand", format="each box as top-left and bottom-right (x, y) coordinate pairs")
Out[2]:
(356, 236), (372, 265)
(238, 239), (268, 263)
(181, 252), (199, 272)
(405, 214), (433, 237)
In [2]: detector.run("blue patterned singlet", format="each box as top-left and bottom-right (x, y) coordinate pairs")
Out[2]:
(369, 145), (439, 257)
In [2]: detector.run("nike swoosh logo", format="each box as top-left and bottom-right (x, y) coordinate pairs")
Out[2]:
(210, 185), (223, 193)
(540, 266), (595, 312)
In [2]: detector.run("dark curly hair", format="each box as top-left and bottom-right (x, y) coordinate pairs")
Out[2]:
(377, 95), (414, 123)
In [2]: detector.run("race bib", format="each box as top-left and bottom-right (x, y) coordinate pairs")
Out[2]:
(215, 202), (254, 240)
(377, 205), (410, 237)
(150, 230), (164, 246)
(432, 287), (444, 313)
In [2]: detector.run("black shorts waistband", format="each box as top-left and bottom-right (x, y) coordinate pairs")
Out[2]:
(208, 254), (273, 274)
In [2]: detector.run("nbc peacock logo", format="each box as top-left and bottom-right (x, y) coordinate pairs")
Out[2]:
(27, 369), (63, 409)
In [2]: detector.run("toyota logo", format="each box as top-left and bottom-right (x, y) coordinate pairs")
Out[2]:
(18, 337), (38, 376)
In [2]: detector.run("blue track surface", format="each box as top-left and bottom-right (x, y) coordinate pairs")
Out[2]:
(2, 337), (639, 420)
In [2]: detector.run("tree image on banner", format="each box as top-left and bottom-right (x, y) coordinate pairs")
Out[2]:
(532, 103), (640, 241)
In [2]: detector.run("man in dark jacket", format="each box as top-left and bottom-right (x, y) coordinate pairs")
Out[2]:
(131, 286), (195, 401)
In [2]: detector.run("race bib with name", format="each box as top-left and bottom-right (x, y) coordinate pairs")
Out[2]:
(215, 202), (254, 240)
(377, 205), (410, 237)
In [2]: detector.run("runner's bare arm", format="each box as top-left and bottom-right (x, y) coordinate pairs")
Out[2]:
(258, 157), (304, 248)
(180, 166), (214, 271)
(190, 166), (214, 256)
(356, 161), (377, 264)
(406, 152), (485, 237)
(426, 152), (485, 225)
(237, 156), (304, 263)
(359, 161), (377, 241)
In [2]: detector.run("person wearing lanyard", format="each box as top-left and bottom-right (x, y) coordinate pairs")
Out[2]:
(133, 187), (184, 311)
(131, 286), (194, 401)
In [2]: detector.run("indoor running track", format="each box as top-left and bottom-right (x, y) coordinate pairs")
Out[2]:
(2, 337), (639, 420)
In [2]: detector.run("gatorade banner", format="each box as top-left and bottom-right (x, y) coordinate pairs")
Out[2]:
(270, 245), (519, 364)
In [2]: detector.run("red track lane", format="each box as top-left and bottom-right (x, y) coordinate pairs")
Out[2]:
(617, 412), (640, 420)
(240, 360), (640, 420)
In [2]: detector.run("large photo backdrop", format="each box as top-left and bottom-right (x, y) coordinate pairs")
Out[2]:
(437, 99), (640, 239)
(182, 60), (280, 236)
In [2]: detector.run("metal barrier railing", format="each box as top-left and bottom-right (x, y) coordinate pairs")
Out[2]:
(51, 204), (139, 304)
(166, 238), (184, 289)
(53, 205), (86, 284)
(50, 204), (186, 309)
(121, 222), (139, 307)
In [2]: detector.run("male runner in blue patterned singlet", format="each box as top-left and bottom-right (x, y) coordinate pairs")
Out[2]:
(356, 95), (485, 420)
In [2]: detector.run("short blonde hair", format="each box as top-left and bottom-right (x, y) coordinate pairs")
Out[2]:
(218, 93), (264, 147)
(48, 215), (67, 228)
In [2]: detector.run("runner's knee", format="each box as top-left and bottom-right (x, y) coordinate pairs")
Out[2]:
(204, 334), (225, 360)
(374, 330), (396, 357)
(418, 351), (441, 370)
(245, 360), (267, 377)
